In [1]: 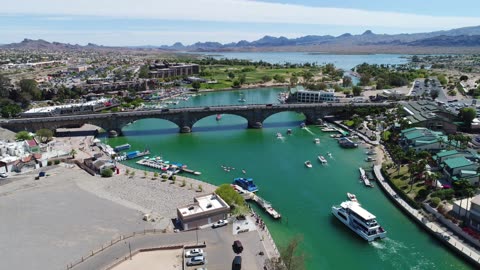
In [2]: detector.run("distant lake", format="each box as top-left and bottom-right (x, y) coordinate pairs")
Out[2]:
(191, 51), (410, 70)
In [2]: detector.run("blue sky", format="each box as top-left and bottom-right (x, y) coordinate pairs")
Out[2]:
(1, 0), (480, 46)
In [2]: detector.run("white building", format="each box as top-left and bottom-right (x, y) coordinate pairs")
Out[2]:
(290, 86), (339, 103)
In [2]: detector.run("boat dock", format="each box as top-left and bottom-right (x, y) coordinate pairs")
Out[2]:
(359, 167), (373, 187)
(181, 168), (202, 175)
(252, 195), (282, 219)
(231, 184), (281, 219)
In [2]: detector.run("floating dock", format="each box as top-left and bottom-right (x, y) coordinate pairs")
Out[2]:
(359, 167), (373, 188)
(231, 184), (281, 219)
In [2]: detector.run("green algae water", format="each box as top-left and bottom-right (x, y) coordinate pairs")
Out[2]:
(106, 88), (472, 270)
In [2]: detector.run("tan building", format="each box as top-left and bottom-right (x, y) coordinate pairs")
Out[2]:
(149, 61), (199, 79)
(177, 193), (230, 230)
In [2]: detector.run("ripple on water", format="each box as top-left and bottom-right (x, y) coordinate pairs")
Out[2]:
(372, 238), (435, 269)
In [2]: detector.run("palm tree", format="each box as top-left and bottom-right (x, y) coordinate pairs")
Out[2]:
(70, 149), (77, 159)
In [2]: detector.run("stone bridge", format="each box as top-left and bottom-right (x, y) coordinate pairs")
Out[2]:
(0, 103), (392, 135)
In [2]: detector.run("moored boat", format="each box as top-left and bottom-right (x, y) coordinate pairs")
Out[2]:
(286, 129), (292, 135)
(314, 138), (320, 144)
(276, 132), (283, 139)
(305, 160), (312, 168)
(359, 167), (373, 187)
(114, 143), (131, 152)
(332, 201), (387, 241)
(233, 177), (259, 192)
(216, 114), (222, 121)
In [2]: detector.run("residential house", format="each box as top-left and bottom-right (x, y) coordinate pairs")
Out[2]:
(442, 156), (479, 185)
(467, 195), (480, 233)
(400, 127), (453, 153)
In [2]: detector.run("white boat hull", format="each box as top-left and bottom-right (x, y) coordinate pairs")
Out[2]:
(332, 206), (387, 242)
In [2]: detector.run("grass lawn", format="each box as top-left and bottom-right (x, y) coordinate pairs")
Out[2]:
(199, 65), (316, 90)
(386, 165), (426, 200)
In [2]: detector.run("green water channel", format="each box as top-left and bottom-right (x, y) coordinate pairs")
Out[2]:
(105, 88), (472, 270)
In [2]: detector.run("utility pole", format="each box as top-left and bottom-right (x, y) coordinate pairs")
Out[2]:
(129, 242), (132, 260)
(196, 229), (199, 245)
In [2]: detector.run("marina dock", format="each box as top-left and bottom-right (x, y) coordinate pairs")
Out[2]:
(231, 185), (281, 219)
(359, 167), (373, 187)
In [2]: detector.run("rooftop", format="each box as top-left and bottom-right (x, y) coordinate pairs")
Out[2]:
(434, 150), (459, 158)
(444, 156), (473, 169)
(178, 193), (228, 218)
(345, 201), (376, 220)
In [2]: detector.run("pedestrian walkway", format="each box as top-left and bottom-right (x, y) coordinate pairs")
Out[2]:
(373, 165), (480, 266)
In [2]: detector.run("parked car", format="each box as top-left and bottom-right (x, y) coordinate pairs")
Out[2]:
(204, 107), (211, 110)
(232, 255), (242, 270)
(186, 255), (205, 266)
(212, 219), (228, 228)
(185, 249), (204, 258)
(232, 240), (243, 253)
(0, 172), (8, 178)
(161, 108), (170, 112)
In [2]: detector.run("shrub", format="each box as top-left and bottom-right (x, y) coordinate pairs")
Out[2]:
(431, 189), (454, 200)
(416, 188), (429, 200)
(47, 160), (53, 166)
(101, 169), (113, 178)
(198, 184), (203, 192)
(170, 175), (176, 181)
(430, 197), (441, 208)
(54, 160), (60, 165)
(161, 174), (168, 179)
(181, 179), (186, 187)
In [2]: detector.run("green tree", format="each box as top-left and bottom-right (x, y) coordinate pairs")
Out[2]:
(101, 169), (113, 177)
(232, 80), (241, 88)
(138, 64), (150, 78)
(191, 81), (201, 91)
(19, 79), (41, 100)
(0, 103), (21, 118)
(70, 149), (77, 159)
(0, 74), (11, 98)
(261, 75), (272, 83)
(359, 74), (371, 86)
(239, 74), (247, 85)
(458, 107), (477, 128)
(352, 86), (362, 96)
(266, 235), (306, 270)
(215, 184), (245, 206)
(228, 71), (235, 79)
(342, 76), (352, 87)
(15, 131), (32, 141)
(36, 128), (54, 143)
(460, 75), (469, 81)
(289, 74), (298, 86)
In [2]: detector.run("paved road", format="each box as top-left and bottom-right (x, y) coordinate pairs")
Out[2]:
(71, 225), (267, 270)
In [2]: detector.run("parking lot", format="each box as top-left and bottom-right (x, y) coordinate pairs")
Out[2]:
(411, 78), (447, 101)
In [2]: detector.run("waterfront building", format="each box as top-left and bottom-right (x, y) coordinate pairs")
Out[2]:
(68, 65), (89, 72)
(399, 127), (455, 153)
(466, 195), (480, 232)
(177, 193), (230, 230)
(87, 77), (114, 84)
(442, 156), (479, 184)
(149, 61), (200, 79)
(288, 86), (339, 103)
(401, 101), (458, 134)
(21, 98), (117, 117)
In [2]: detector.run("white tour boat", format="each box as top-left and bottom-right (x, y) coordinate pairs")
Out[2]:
(332, 200), (387, 242)
(314, 138), (321, 144)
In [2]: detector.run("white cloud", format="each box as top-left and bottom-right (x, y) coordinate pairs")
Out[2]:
(3, 0), (480, 29)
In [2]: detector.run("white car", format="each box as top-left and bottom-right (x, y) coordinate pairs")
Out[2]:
(0, 172), (8, 178)
(212, 219), (228, 228)
(185, 248), (204, 258)
(186, 255), (205, 266)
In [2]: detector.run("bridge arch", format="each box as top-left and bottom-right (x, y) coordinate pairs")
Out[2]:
(191, 113), (249, 132)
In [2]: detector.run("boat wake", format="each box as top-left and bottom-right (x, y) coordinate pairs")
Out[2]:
(371, 238), (435, 269)
(303, 127), (315, 135)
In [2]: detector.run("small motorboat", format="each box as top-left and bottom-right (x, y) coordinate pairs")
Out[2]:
(347, 192), (358, 203)
(276, 132), (283, 139)
(216, 114), (222, 121)
(327, 152), (333, 158)
(365, 156), (376, 162)
(318, 155), (328, 164)
(314, 138), (320, 144)
(305, 160), (313, 168)
(238, 98), (246, 102)
(300, 123), (306, 129)
(286, 129), (292, 135)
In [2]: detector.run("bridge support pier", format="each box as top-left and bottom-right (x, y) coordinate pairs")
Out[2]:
(180, 126), (192, 133)
(248, 121), (263, 129)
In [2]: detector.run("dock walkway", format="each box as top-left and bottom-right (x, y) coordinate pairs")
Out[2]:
(373, 165), (480, 267)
